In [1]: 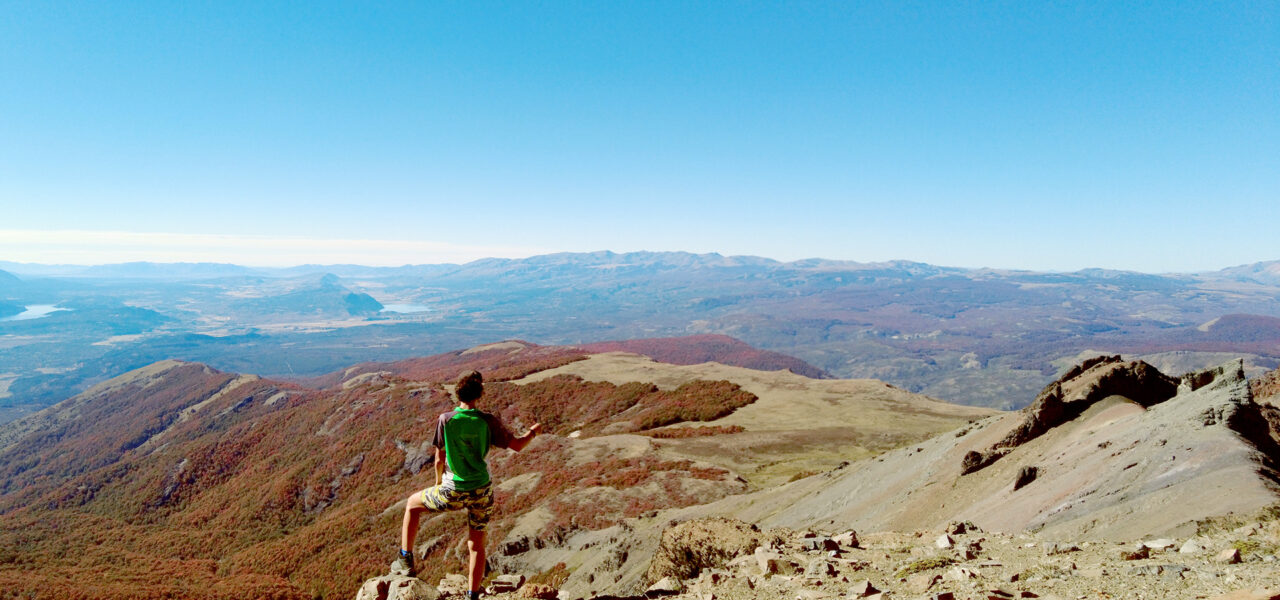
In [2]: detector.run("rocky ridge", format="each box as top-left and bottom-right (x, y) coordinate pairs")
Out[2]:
(355, 511), (1280, 600)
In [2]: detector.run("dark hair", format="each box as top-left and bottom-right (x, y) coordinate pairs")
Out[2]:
(455, 370), (484, 404)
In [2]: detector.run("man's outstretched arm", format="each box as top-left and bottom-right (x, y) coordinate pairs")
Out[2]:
(507, 423), (541, 452)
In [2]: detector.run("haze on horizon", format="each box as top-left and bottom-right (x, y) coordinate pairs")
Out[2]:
(2, 3), (1277, 273)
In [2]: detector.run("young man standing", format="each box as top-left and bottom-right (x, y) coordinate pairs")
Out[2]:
(392, 370), (540, 598)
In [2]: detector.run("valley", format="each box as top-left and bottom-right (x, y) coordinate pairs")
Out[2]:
(2, 253), (1280, 422)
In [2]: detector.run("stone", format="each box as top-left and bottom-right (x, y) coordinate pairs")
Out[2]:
(930, 593), (956, 600)
(755, 549), (798, 576)
(1041, 542), (1078, 556)
(848, 580), (879, 597)
(1013, 465), (1038, 490)
(500, 536), (531, 556)
(821, 538), (841, 552)
(488, 574), (526, 594)
(946, 566), (977, 580)
(907, 573), (941, 593)
(935, 534), (954, 549)
(646, 577), (683, 597)
(835, 530), (860, 548)
(1217, 548), (1243, 564)
(1179, 539), (1207, 554)
(1119, 545), (1150, 560)
(517, 584), (558, 600)
(985, 590), (1014, 599)
(436, 574), (468, 596)
(1128, 565), (1163, 576)
(805, 558), (837, 578)
(1143, 538), (1176, 551)
(355, 576), (440, 600)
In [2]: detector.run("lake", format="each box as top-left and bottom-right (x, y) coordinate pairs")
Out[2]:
(0, 305), (70, 322)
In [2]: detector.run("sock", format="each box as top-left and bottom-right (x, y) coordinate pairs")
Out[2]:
(399, 549), (412, 559)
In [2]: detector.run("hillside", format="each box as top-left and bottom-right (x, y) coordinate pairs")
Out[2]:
(0, 340), (985, 599)
(465, 357), (1280, 598)
(576, 334), (830, 379)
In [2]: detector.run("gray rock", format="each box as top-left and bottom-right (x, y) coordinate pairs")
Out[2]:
(488, 574), (525, 594)
(645, 576), (683, 597)
(1127, 565), (1163, 577)
(1179, 539), (1207, 554)
(1042, 542), (1079, 556)
(848, 580), (879, 597)
(1216, 548), (1242, 564)
(355, 576), (439, 600)
(1120, 545), (1150, 560)
(436, 574), (467, 596)
(805, 558), (837, 578)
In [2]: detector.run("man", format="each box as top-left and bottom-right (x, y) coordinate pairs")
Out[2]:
(393, 370), (540, 599)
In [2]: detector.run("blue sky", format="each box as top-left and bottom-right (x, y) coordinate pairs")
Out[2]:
(2, 2), (1277, 271)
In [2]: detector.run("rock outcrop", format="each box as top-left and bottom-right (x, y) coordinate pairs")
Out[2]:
(677, 359), (1279, 543)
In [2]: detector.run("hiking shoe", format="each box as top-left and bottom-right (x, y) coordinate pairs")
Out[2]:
(389, 553), (416, 577)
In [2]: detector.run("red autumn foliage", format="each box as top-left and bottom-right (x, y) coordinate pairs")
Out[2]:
(0, 347), (750, 599)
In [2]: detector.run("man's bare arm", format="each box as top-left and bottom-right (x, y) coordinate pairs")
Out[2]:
(508, 423), (541, 452)
(434, 446), (445, 486)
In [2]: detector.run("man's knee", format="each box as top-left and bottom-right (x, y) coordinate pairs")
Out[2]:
(467, 528), (485, 550)
(405, 491), (425, 513)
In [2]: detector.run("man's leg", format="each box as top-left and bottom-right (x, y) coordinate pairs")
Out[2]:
(467, 527), (486, 594)
(401, 491), (428, 554)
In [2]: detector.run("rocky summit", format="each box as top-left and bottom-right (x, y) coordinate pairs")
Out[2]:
(356, 512), (1280, 600)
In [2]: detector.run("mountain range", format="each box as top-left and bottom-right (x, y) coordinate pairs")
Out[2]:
(2, 252), (1279, 425)
(1, 337), (1277, 599)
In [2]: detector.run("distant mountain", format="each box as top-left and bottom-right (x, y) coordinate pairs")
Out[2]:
(78, 261), (260, 280)
(230, 275), (383, 317)
(1214, 260), (1280, 285)
(2, 251), (1280, 419)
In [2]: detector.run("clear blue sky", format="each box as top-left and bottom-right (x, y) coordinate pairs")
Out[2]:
(2, 1), (1277, 271)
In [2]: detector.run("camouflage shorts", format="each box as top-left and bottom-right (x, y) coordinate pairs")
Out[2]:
(420, 484), (494, 531)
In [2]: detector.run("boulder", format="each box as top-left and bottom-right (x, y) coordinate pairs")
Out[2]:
(354, 576), (439, 600)
(1217, 548), (1243, 564)
(907, 573), (941, 593)
(935, 534), (954, 549)
(1041, 541), (1078, 556)
(645, 577), (683, 597)
(1179, 539), (1207, 554)
(804, 558), (837, 578)
(834, 530), (860, 548)
(1142, 539), (1176, 551)
(1013, 466), (1039, 491)
(517, 583), (558, 599)
(488, 574), (526, 594)
(436, 574), (468, 596)
(1119, 545), (1150, 560)
(848, 580), (879, 597)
